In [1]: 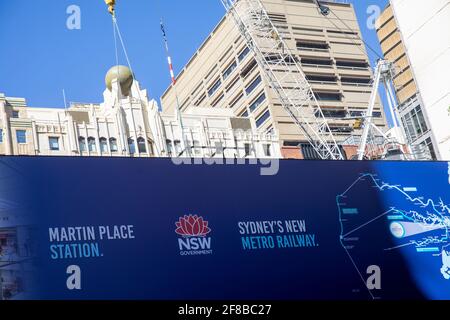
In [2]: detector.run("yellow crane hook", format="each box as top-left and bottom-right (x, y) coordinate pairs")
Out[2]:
(104, 0), (116, 16)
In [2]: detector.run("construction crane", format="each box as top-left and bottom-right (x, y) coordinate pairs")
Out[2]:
(310, 1), (411, 161)
(313, 0), (331, 16)
(105, 0), (116, 16)
(103, 0), (410, 161)
(220, 0), (345, 160)
(103, 0), (344, 160)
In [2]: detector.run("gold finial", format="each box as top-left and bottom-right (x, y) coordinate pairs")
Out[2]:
(104, 0), (116, 16)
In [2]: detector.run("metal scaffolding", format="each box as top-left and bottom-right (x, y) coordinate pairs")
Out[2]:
(220, 0), (345, 160)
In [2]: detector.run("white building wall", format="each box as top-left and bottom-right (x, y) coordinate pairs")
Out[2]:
(390, 0), (450, 160)
(0, 78), (280, 160)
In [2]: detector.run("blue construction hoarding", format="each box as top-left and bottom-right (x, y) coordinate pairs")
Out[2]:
(0, 157), (449, 300)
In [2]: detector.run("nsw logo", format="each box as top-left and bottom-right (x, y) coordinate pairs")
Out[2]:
(176, 215), (213, 256)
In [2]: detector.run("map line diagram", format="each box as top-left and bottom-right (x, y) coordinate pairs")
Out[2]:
(337, 172), (450, 297)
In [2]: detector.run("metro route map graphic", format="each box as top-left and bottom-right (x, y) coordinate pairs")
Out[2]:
(338, 163), (450, 299)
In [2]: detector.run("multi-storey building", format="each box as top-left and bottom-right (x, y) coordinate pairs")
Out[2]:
(0, 197), (33, 300)
(161, 0), (388, 159)
(376, 3), (439, 160)
(0, 66), (279, 159)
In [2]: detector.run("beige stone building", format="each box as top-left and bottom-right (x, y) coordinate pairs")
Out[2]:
(161, 0), (388, 159)
(376, 4), (438, 159)
(0, 66), (280, 160)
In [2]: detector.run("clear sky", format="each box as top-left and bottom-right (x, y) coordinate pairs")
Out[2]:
(0, 0), (389, 117)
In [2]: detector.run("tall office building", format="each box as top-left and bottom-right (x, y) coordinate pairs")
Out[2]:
(376, 3), (440, 160)
(377, 0), (450, 160)
(161, 0), (388, 159)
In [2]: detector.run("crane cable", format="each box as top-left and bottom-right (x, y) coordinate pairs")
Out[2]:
(106, 2), (161, 156)
(327, 9), (383, 61)
(112, 17), (134, 82)
(316, 3), (386, 159)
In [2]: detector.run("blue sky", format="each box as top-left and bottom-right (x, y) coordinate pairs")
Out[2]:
(0, 0), (389, 116)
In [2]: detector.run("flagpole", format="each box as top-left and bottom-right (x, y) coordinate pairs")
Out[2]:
(160, 19), (190, 157)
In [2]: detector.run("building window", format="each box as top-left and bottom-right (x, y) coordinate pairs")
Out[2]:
(215, 141), (224, 155)
(12, 111), (19, 119)
(265, 54), (297, 65)
(16, 130), (26, 144)
(245, 75), (262, 95)
(296, 41), (329, 51)
(317, 109), (347, 118)
(128, 138), (136, 154)
(401, 105), (429, 142)
(372, 111), (382, 118)
(192, 140), (201, 155)
(306, 74), (337, 83)
(109, 138), (118, 152)
(336, 60), (368, 69)
(229, 92), (244, 109)
(249, 93), (266, 113)
(301, 58), (333, 66)
(0, 129), (3, 143)
(88, 137), (97, 152)
(263, 144), (271, 157)
(100, 138), (108, 153)
(256, 109), (271, 128)
(238, 47), (250, 62)
(244, 143), (252, 157)
(223, 61), (237, 79)
(425, 138), (437, 160)
(327, 125), (353, 133)
(166, 139), (173, 156)
(79, 137), (86, 152)
(174, 140), (182, 155)
(137, 137), (147, 154)
(49, 137), (60, 151)
(240, 110), (249, 118)
(241, 59), (257, 78)
(349, 110), (364, 117)
(148, 141), (154, 155)
(341, 77), (372, 85)
(314, 92), (342, 101)
(208, 78), (222, 97)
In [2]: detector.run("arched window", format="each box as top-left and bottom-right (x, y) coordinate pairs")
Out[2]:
(109, 138), (118, 152)
(128, 138), (136, 155)
(88, 137), (97, 152)
(79, 137), (86, 152)
(137, 137), (147, 154)
(99, 137), (108, 153)
(166, 140), (173, 156)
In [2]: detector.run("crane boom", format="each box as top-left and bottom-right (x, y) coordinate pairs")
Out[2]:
(220, 0), (344, 160)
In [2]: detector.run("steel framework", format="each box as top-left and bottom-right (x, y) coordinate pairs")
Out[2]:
(220, 0), (345, 160)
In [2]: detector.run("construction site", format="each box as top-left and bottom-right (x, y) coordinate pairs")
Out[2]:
(1, 0), (450, 304)
(0, 0), (447, 162)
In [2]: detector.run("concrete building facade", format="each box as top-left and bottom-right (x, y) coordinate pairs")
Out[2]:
(0, 67), (280, 159)
(376, 3), (440, 160)
(378, 0), (450, 160)
(161, 0), (388, 159)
